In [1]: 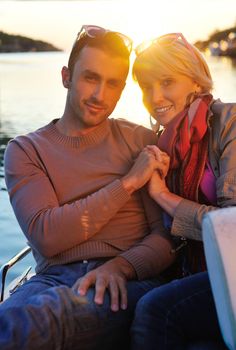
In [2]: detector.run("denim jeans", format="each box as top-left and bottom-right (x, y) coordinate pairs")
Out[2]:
(0, 260), (163, 350)
(131, 271), (228, 350)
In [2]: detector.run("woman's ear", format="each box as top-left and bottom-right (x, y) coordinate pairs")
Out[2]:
(194, 82), (202, 93)
(61, 66), (71, 89)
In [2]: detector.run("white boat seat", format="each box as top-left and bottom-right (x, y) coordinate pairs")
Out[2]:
(203, 207), (236, 350)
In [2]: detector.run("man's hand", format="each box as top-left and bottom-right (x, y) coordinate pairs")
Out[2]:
(73, 257), (136, 312)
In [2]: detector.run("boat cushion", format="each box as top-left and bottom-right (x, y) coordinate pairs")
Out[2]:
(203, 207), (236, 350)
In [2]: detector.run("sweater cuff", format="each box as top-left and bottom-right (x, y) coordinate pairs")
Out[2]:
(120, 233), (175, 280)
(171, 199), (202, 240)
(119, 248), (148, 280)
(107, 179), (131, 204)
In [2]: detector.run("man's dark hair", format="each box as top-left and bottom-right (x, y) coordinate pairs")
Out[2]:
(68, 32), (131, 78)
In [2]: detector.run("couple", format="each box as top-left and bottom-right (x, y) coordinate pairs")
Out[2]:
(1, 25), (235, 349)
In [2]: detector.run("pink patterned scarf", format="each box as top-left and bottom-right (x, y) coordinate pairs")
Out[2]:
(157, 94), (214, 274)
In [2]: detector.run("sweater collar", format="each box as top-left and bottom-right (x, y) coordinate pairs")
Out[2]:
(45, 118), (110, 148)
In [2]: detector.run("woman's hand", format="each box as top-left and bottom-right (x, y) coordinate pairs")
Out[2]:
(148, 170), (169, 199)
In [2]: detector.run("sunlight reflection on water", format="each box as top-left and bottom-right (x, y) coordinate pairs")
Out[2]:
(0, 52), (235, 137)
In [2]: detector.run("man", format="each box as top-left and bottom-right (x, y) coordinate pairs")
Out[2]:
(1, 25), (175, 349)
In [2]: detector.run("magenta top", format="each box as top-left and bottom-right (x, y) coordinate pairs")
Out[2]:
(200, 161), (217, 205)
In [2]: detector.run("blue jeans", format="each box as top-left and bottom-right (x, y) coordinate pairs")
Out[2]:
(131, 272), (227, 350)
(0, 260), (163, 350)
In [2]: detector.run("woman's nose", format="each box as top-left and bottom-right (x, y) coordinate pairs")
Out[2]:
(152, 83), (164, 103)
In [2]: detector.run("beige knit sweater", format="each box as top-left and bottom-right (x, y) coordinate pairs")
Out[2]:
(4, 118), (174, 278)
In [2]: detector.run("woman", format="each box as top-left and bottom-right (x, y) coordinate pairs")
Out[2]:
(131, 33), (236, 349)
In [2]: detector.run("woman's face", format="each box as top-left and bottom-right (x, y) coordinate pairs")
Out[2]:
(138, 72), (200, 126)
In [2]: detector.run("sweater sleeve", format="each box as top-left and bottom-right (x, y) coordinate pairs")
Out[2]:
(120, 188), (176, 280)
(4, 140), (130, 258)
(171, 103), (236, 241)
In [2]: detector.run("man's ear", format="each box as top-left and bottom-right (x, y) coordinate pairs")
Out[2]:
(61, 66), (71, 89)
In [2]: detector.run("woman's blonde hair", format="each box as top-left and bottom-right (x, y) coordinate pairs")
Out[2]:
(133, 34), (213, 93)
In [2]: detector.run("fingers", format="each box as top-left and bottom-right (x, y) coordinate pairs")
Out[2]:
(145, 145), (169, 161)
(108, 275), (127, 312)
(116, 277), (128, 310)
(145, 145), (170, 177)
(94, 275), (127, 312)
(145, 145), (161, 159)
(74, 272), (108, 306)
(136, 147), (156, 161)
(76, 272), (95, 296)
(93, 275), (107, 306)
(108, 275), (119, 311)
(137, 148), (160, 167)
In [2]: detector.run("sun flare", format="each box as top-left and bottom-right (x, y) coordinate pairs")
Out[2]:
(120, 0), (165, 48)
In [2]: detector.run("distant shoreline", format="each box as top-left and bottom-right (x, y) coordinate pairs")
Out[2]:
(0, 31), (62, 53)
(0, 51), (64, 55)
(194, 26), (236, 58)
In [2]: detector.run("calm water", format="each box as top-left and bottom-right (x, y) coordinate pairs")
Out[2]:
(0, 52), (236, 282)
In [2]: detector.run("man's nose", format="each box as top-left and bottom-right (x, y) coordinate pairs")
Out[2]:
(92, 82), (106, 101)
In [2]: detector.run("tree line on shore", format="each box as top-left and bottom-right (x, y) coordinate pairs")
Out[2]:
(194, 25), (236, 57)
(0, 31), (62, 53)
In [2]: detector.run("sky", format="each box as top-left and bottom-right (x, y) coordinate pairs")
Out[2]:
(0, 0), (236, 51)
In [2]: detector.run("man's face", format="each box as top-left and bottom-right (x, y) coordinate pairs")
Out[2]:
(64, 46), (129, 132)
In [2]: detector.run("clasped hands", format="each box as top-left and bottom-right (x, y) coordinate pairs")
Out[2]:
(121, 145), (170, 196)
(145, 145), (170, 199)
